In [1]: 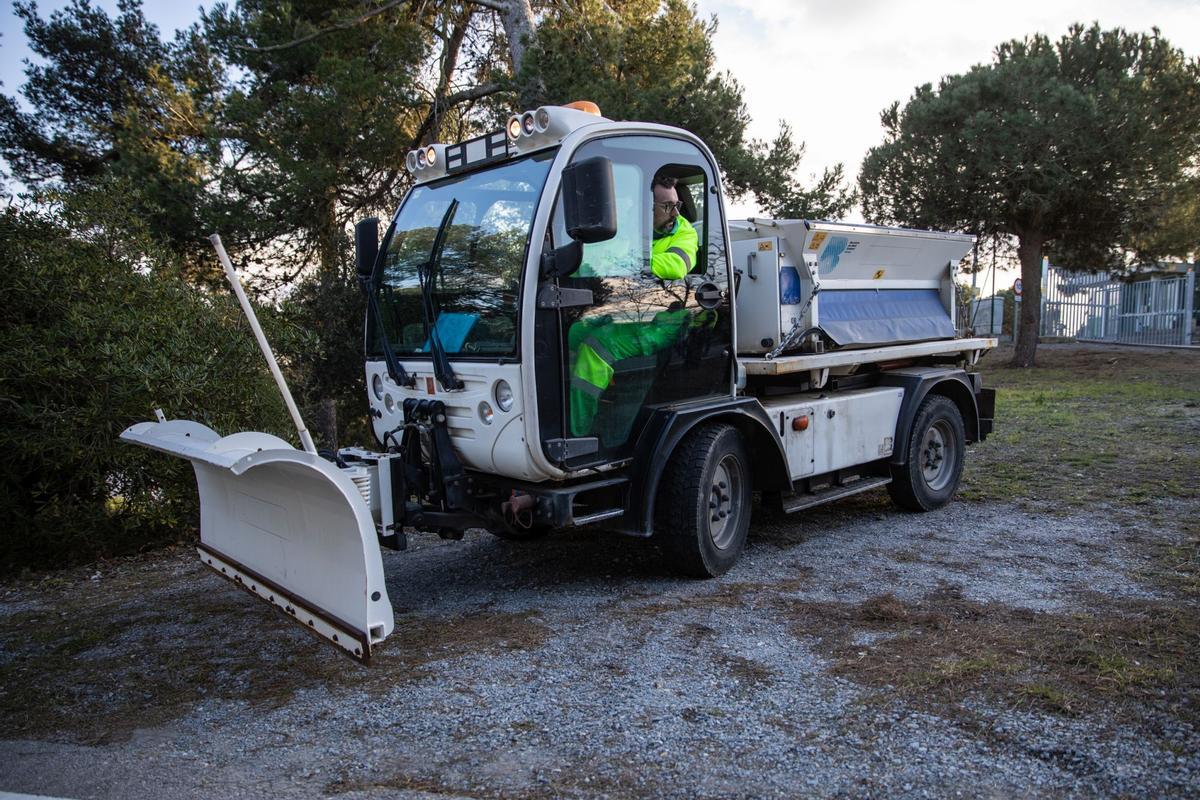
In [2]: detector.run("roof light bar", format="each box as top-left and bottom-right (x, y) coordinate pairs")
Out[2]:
(404, 143), (449, 183)
(505, 102), (608, 153)
(444, 129), (512, 174)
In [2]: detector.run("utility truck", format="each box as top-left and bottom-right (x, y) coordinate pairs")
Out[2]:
(122, 103), (996, 662)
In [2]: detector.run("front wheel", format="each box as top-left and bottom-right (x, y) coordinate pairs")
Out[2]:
(656, 423), (752, 577)
(888, 394), (966, 511)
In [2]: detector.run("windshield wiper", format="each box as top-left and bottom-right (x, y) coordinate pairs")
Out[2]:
(419, 200), (463, 391)
(363, 218), (415, 389)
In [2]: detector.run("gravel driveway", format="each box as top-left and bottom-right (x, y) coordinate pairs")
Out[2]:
(1, 494), (1196, 799)
(2, 345), (1197, 798)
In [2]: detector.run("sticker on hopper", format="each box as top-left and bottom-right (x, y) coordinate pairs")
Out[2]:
(808, 231), (827, 250)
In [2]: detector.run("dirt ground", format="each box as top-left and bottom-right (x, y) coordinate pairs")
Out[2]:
(1, 343), (1197, 798)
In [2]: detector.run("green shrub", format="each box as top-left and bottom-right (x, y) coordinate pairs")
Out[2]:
(0, 199), (293, 572)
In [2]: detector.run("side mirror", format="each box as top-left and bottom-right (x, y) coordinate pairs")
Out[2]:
(540, 239), (583, 279)
(561, 157), (616, 244)
(355, 217), (379, 280)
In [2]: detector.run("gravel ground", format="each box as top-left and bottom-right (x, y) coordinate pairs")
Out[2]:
(2, 343), (1198, 798)
(1, 491), (1196, 799)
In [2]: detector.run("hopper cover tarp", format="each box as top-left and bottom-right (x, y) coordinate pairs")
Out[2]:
(819, 289), (954, 347)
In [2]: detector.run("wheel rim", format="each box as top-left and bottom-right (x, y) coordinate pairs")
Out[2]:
(920, 420), (957, 491)
(708, 453), (743, 550)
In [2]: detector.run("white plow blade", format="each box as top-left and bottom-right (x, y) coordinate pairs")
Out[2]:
(121, 419), (394, 662)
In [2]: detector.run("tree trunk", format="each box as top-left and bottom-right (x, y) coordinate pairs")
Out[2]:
(313, 397), (339, 451)
(498, 0), (535, 76)
(412, 11), (470, 147)
(312, 192), (342, 449)
(493, 0), (543, 108)
(1012, 232), (1044, 368)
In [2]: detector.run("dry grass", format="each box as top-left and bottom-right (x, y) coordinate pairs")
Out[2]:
(784, 585), (1199, 723)
(0, 550), (549, 743)
(961, 344), (1200, 510)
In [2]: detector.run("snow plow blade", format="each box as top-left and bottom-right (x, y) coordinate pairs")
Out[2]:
(121, 419), (394, 662)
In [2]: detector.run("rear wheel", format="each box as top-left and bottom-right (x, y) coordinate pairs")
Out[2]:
(888, 394), (965, 511)
(656, 423), (751, 577)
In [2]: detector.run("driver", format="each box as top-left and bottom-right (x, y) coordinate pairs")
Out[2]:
(648, 174), (697, 279)
(569, 173), (700, 438)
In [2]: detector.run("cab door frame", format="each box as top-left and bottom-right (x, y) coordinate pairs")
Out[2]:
(518, 122), (739, 482)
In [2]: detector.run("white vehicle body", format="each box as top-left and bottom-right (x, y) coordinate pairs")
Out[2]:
(122, 105), (997, 661)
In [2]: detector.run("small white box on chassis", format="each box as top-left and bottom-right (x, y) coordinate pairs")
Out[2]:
(760, 387), (905, 480)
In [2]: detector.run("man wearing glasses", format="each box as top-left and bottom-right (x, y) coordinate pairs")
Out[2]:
(569, 172), (703, 440)
(649, 174), (698, 280)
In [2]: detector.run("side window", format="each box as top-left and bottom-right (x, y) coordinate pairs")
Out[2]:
(549, 135), (730, 454)
(552, 138), (717, 266)
(575, 163), (644, 278)
(653, 165), (707, 277)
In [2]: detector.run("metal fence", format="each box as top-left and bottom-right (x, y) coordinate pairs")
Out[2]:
(1041, 265), (1197, 347)
(968, 297), (1004, 335)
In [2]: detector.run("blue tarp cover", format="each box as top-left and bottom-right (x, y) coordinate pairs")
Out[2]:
(819, 289), (954, 347)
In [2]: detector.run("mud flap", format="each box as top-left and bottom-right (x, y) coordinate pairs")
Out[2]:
(121, 419), (394, 662)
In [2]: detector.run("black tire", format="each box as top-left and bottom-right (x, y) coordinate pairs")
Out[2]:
(888, 394), (966, 511)
(656, 423), (752, 578)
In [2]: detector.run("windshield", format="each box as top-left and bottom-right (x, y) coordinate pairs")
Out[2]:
(368, 150), (556, 359)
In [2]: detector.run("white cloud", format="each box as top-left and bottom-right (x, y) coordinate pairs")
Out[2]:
(702, 0), (1200, 224)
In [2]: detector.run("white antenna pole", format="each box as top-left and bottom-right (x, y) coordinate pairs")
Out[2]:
(209, 234), (318, 455)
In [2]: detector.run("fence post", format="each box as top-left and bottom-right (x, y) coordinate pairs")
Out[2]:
(1040, 257), (1049, 338)
(1186, 268), (1196, 347)
(1013, 297), (1021, 348)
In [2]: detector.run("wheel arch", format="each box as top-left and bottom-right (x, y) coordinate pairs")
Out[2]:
(880, 368), (982, 466)
(615, 397), (787, 537)
(928, 379), (979, 443)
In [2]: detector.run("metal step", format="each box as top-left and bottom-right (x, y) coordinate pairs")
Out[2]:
(778, 476), (892, 514)
(572, 507), (625, 526)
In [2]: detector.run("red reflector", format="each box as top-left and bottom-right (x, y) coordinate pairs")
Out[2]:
(792, 415), (809, 431)
(426, 376), (435, 395)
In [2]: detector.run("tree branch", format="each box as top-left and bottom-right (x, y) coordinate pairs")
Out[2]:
(412, 10), (471, 147)
(451, 82), (504, 105)
(235, 0), (409, 53)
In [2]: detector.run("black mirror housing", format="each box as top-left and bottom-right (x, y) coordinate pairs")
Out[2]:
(540, 239), (584, 279)
(561, 157), (617, 244)
(355, 217), (379, 280)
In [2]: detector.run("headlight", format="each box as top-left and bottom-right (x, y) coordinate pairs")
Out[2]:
(494, 380), (514, 412)
(478, 401), (494, 425)
(507, 115), (522, 140)
(521, 111), (535, 135)
(534, 107), (551, 133)
(425, 145), (436, 166)
(417, 148), (428, 167)
(372, 374), (384, 401)
(405, 151), (418, 171)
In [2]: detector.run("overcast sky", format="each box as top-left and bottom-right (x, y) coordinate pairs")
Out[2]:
(2, 0), (1197, 281)
(698, 0), (1200, 218)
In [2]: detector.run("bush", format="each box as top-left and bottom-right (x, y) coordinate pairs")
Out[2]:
(0, 198), (293, 572)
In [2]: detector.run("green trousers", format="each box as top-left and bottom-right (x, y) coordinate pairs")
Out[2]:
(568, 311), (692, 437)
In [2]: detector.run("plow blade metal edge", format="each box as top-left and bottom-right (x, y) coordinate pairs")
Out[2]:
(121, 419), (395, 662)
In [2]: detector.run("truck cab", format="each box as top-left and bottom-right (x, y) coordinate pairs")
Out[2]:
(362, 110), (735, 481)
